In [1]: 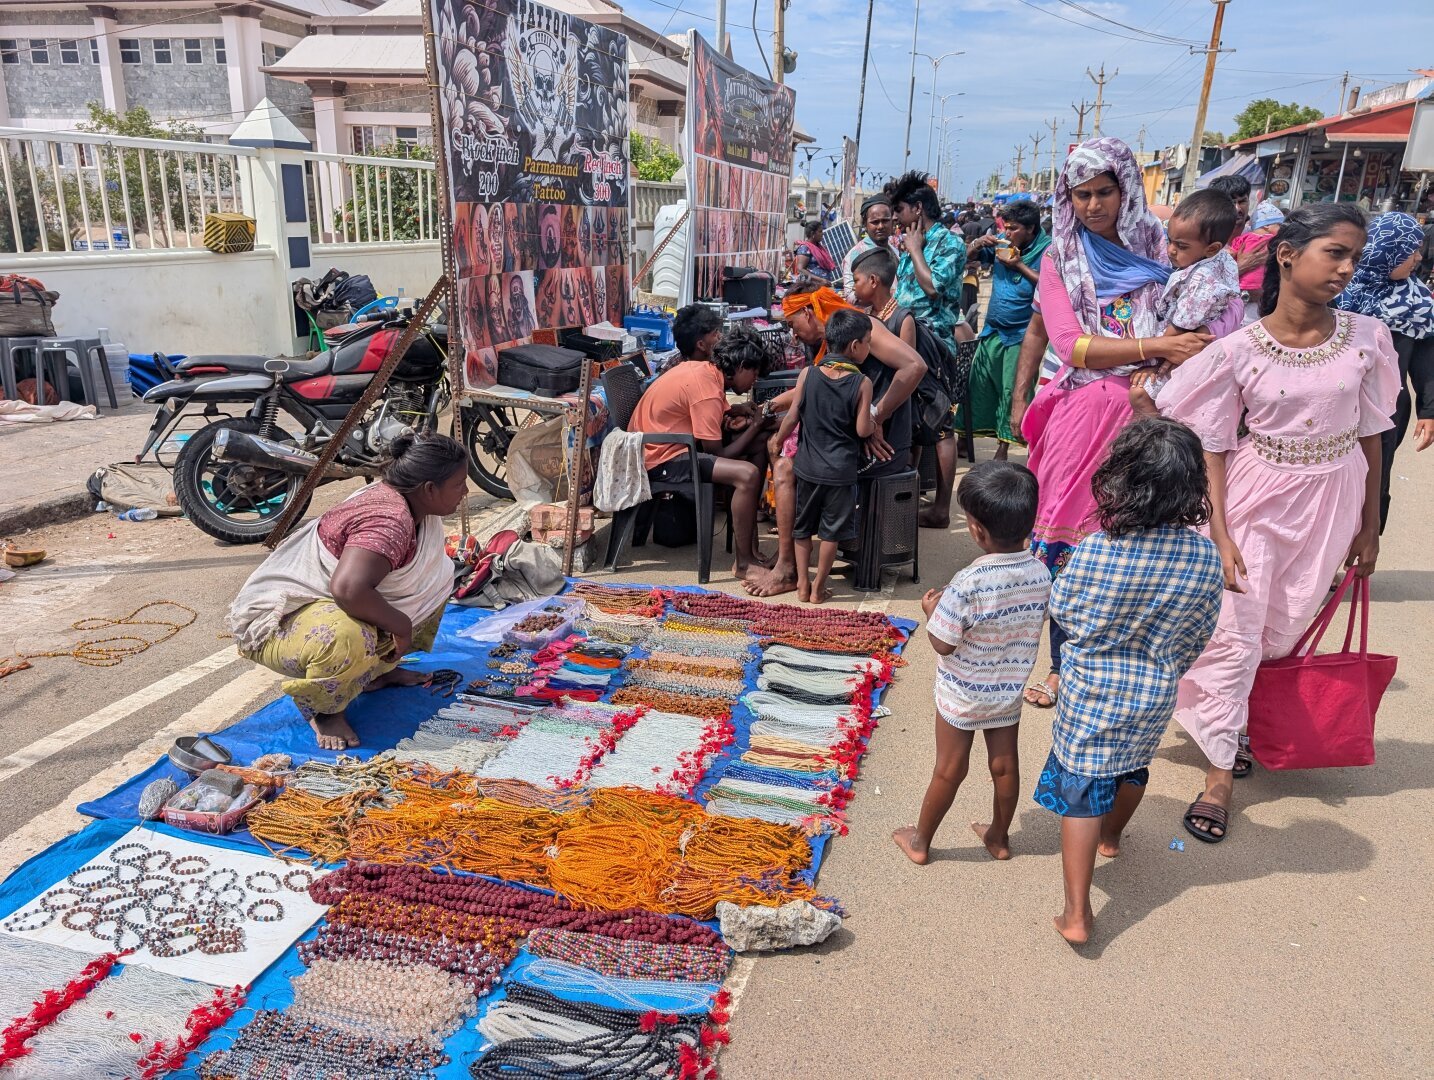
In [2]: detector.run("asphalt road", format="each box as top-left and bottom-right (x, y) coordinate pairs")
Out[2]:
(1, 439), (1431, 1076)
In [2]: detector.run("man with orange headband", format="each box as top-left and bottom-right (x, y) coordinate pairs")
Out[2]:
(744, 283), (925, 598)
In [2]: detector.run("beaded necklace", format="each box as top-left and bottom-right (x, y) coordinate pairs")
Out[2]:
(525, 928), (732, 984)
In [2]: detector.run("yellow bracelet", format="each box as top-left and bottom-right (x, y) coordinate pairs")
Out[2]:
(1071, 335), (1092, 369)
(1138, 338), (1146, 361)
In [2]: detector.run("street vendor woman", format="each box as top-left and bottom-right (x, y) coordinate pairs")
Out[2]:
(225, 432), (469, 750)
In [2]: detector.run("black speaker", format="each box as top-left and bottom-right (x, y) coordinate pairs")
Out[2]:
(721, 268), (774, 310)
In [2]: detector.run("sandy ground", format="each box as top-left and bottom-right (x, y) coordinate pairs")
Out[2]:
(0, 435), (1430, 1077)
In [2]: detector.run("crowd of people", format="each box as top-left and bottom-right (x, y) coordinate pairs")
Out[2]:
(627, 135), (1430, 944)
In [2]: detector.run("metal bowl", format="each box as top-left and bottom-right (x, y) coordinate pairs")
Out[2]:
(168, 735), (232, 777)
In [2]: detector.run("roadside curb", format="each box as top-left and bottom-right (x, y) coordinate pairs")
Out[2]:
(0, 491), (94, 537)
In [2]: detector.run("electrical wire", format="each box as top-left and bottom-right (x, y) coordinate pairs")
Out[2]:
(752, 0), (773, 80)
(1008, 0), (1195, 47)
(1051, 0), (1202, 46)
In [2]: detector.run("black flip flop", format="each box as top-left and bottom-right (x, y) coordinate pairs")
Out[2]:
(1232, 752), (1254, 780)
(1183, 793), (1229, 843)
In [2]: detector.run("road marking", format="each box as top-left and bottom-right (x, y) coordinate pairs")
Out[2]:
(0, 646), (240, 784)
(0, 663), (280, 876)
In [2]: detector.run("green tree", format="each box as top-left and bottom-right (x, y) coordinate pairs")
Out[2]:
(335, 141), (437, 241)
(1202, 130), (1227, 146)
(1233, 99), (1324, 140)
(629, 133), (682, 182)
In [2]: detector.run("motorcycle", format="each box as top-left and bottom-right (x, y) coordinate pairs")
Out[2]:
(138, 315), (468, 544)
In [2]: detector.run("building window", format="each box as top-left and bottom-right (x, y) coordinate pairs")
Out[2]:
(30, 40), (48, 64)
(59, 40), (80, 64)
(119, 39), (139, 64)
(351, 125), (385, 154)
(153, 38), (171, 64)
(0, 40), (17, 65)
(184, 38), (202, 64)
(89, 38), (99, 63)
(214, 38), (226, 63)
(261, 42), (288, 65)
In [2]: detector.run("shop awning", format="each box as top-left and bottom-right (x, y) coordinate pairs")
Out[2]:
(1195, 152), (1264, 189)
(1325, 97), (1420, 143)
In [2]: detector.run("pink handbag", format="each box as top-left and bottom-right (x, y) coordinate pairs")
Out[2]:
(1247, 570), (1396, 770)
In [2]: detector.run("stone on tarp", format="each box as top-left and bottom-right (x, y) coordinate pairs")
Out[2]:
(137, 778), (181, 820)
(716, 900), (842, 952)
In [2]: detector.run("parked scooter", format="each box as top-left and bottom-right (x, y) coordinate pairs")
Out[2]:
(138, 314), (460, 543)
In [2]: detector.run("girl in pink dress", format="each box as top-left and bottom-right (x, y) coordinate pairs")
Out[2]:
(1015, 138), (1221, 709)
(1159, 203), (1400, 843)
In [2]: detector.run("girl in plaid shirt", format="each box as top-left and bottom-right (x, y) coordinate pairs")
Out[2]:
(1033, 418), (1225, 945)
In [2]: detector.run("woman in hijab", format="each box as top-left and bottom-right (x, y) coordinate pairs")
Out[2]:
(1015, 137), (1214, 709)
(1335, 211), (1434, 530)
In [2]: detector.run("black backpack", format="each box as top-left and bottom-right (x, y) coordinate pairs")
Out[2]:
(888, 307), (961, 446)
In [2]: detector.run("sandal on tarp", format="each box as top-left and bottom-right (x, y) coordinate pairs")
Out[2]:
(1183, 793), (1229, 843)
(1023, 680), (1058, 709)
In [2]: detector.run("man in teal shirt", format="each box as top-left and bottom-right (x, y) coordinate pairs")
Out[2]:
(888, 170), (967, 527)
(965, 199), (1049, 459)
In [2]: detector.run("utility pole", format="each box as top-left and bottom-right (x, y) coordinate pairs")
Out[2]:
(853, 0), (875, 159)
(1047, 115), (1060, 191)
(716, 0), (726, 54)
(1086, 64), (1116, 137)
(1137, 124), (1148, 156)
(1029, 131), (1045, 194)
(1338, 70), (1350, 115)
(1180, 0), (1230, 194)
(773, 0), (786, 84)
(1072, 99), (1093, 143)
(1013, 145), (1025, 191)
(902, 0), (921, 166)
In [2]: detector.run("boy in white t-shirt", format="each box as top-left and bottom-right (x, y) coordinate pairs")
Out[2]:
(893, 461), (1050, 863)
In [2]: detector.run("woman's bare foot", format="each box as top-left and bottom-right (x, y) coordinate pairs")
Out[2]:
(1053, 912), (1092, 945)
(365, 668), (429, 692)
(1097, 831), (1122, 858)
(970, 821), (1011, 860)
(892, 826), (930, 865)
(309, 711), (360, 751)
(809, 583), (833, 605)
(1023, 672), (1060, 708)
(743, 565), (798, 597)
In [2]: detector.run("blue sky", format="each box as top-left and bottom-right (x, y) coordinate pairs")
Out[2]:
(618, 0), (1434, 198)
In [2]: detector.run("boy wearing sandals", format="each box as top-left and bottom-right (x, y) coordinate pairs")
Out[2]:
(1032, 419), (1224, 946)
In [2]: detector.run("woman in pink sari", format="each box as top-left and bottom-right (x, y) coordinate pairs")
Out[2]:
(1016, 138), (1222, 708)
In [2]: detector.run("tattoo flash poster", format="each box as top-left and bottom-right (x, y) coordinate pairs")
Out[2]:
(684, 30), (796, 303)
(840, 136), (858, 225)
(429, 0), (631, 391)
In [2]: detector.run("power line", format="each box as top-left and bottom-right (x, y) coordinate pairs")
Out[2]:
(1008, 0), (1196, 47)
(1051, 0), (1201, 46)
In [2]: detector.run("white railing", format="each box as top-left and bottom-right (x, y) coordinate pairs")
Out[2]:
(0, 126), (258, 256)
(632, 180), (684, 227)
(304, 150), (440, 246)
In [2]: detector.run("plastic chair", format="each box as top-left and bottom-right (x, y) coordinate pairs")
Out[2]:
(353, 296), (399, 321)
(46, 337), (119, 410)
(845, 468), (920, 591)
(1, 336), (71, 404)
(600, 361), (716, 584)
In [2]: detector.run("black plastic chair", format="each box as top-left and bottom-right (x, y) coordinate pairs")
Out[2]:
(600, 362), (716, 583)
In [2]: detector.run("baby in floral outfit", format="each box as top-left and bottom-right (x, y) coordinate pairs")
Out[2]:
(1131, 189), (1244, 411)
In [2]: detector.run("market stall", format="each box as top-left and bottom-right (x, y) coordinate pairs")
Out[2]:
(0, 583), (913, 1077)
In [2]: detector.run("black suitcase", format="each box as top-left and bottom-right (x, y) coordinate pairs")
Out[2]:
(497, 344), (585, 396)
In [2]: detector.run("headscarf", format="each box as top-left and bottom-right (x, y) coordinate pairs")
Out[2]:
(1051, 137), (1170, 384)
(1251, 200), (1285, 230)
(781, 286), (860, 361)
(1335, 212), (1434, 339)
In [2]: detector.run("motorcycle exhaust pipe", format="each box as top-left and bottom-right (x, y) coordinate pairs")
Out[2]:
(214, 428), (366, 480)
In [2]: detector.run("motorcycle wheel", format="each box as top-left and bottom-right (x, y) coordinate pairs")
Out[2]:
(173, 417), (312, 545)
(460, 402), (548, 500)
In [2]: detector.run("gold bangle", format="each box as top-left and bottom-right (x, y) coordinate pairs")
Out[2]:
(1071, 335), (1092, 369)
(1138, 338), (1146, 361)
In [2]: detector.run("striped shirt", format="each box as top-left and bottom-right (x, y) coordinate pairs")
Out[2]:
(928, 551), (1051, 729)
(1049, 527), (1224, 777)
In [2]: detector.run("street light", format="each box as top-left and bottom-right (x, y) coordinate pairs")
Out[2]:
(916, 53), (964, 174)
(937, 115), (963, 195)
(923, 89), (964, 179)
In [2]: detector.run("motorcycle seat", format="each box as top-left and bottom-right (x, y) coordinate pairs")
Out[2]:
(175, 353), (332, 379)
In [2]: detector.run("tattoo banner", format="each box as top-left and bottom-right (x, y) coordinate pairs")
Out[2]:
(428, 0), (630, 391)
(683, 30), (796, 304)
(840, 136), (858, 225)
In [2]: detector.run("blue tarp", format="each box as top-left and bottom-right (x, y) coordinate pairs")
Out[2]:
(39, 582), (915, 1074)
